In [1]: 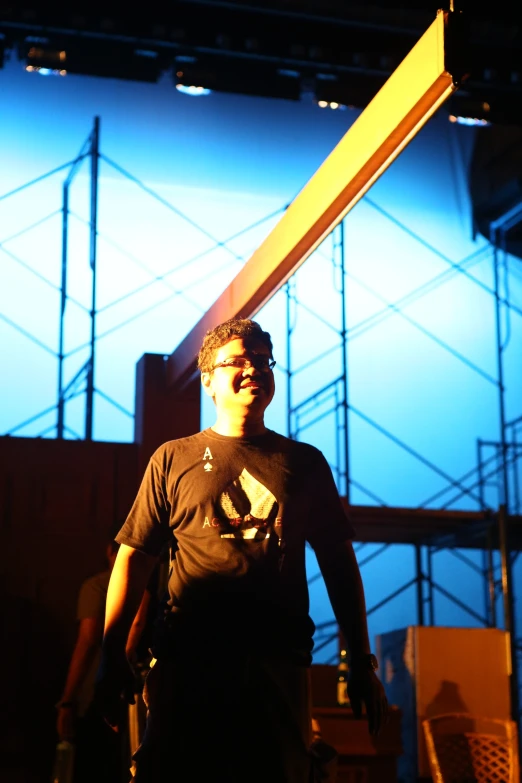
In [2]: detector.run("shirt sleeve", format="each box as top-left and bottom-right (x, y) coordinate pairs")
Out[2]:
(76, 573), (108, 622)
(116, 453), (171, 557)
(304, 449), (356, 550)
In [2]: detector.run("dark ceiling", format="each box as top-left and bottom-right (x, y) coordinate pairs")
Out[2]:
(2, 1), (522, 254)
(1, 1), (521, 122)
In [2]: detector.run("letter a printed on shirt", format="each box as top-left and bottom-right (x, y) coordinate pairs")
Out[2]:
(203, 446), (214, 471)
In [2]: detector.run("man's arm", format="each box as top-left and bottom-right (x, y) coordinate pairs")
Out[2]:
(125, 588), (152, 666)
(56, 616), (102, 740)
(315, 538), (388, 735)
(97, 543), (158, 728)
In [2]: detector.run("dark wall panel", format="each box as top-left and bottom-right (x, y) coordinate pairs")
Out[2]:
(0, 436), (139, 783)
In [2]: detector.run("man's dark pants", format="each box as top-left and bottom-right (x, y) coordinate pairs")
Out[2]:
(132, 651), (312, 783)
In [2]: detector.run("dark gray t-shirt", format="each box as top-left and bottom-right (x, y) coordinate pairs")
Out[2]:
(117, 428), (354, 662)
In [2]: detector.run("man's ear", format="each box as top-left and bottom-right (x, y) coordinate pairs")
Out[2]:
(201, 372), (214, 398)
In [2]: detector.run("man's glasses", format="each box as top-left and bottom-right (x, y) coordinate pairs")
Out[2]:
(211, 356), (276, 373)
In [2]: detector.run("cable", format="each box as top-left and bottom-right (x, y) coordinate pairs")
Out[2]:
(0, 312), (57, 357)
(0, 158), (86, 202)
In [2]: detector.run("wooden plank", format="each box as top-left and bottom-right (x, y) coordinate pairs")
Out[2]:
(167, 10), (460, 389)
(347, 504), (522, 549)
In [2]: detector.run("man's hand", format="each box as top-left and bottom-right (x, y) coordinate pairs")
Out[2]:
(347, 668), (389, 736)
(93, 653), (136, 731)
(97, 544), (158, 729)
(56, 704), (76, 741)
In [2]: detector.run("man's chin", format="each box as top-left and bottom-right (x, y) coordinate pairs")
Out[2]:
(236, 388), (273, 409)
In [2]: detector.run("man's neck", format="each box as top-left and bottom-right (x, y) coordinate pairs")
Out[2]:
(211, 412), (267, 438)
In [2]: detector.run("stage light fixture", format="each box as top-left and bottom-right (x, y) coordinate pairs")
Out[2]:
(316, 99), (347, 111)
(173, 55), (301, 101)
(448, 114), (490, 127)
(315, 73), (388, 112)
(26, 44), (67, 75)
(448, 94), (522, 126)
(23, 38), (163, 82)
(175, 84), (212, 97)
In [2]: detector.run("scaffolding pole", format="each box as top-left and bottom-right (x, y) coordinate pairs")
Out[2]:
(338, 221), (351, 502)
(427, 546), (435, 625)
(492, 232), (519, 722)
(57, 180), (69, 439)
(415, 544), (425, 626)
(85, 116), (100, 441)
(286, 280), (293, 439)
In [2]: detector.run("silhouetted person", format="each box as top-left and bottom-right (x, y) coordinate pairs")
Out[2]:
(57, 539), (150, 782)
(96, 318), (388, 783)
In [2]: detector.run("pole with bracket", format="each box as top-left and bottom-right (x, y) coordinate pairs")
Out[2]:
(492, 226), (519, 722)
(85, 117), (100, 441)
(57, 180), (69, 438)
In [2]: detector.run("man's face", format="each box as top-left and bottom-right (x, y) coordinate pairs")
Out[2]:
(201, 336), (275, 416)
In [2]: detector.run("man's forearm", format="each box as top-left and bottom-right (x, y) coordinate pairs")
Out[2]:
(103, 544), (158, 658)
(126, 588), (152, 662)
(316, 540), (371, 661)
(317, 540), (388, 735)
(60, 620), (100, 702)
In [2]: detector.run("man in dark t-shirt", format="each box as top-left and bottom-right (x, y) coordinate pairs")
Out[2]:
(97, 318), (387, 783)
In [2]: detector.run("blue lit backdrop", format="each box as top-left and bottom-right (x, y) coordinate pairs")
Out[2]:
(2, 53), (522, 662)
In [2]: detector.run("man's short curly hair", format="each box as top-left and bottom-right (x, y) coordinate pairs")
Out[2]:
(197, 318), (273, 373)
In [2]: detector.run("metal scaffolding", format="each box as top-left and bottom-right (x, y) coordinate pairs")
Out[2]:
(283, 205), (522, 721)
(1, 117), (522, 723)
(57, 117), (99, 440)
(0, 117), (286, 441)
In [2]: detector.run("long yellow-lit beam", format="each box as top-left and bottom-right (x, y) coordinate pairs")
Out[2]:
(167, 9), (463, 388)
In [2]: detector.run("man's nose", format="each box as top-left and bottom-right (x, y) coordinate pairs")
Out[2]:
(243, 361), (262, 376)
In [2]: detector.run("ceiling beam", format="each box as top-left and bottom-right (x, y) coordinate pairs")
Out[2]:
(167, 9), (462, 389)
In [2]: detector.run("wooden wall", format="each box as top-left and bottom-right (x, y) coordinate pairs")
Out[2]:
(0, 436), (139, 783)
(0, 353), (202, 781)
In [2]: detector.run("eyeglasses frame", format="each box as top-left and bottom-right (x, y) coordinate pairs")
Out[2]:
(210, 356), (276, 373)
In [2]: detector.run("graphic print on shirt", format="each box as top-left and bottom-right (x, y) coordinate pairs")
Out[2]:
(203, 446), (213, 472)
(204, 468), (280, 540)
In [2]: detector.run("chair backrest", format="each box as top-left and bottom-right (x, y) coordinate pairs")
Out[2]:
(422, 713), (519, 783)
